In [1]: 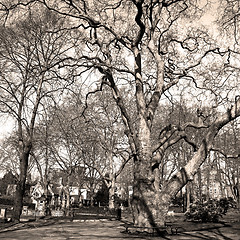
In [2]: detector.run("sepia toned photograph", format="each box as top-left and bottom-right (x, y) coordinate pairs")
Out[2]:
(0, 0), (239, 239)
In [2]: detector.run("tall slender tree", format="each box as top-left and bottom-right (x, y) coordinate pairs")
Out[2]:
(0, 9), (76, 221)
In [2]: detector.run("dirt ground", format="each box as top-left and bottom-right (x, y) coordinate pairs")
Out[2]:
(0, 208), (239, 240)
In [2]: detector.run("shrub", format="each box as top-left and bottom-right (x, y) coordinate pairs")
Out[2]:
(185, 198), (232, 223)
(218, 197), (236, 212)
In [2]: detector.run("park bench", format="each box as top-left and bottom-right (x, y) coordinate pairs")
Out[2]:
(122, 222), (180, 236)
(122, 223), (167, 236)
(164, 221), (180, 235)
(164, 210), (182, 234)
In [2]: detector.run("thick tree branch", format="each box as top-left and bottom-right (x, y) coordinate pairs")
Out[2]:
(115, 154), (133, 179)
(164, 97), (240, 197)
(102, 69), (137, 155)
(132, 0), (145, 47)
(211, 148), (240, 159)
(152, 120), (208, 155)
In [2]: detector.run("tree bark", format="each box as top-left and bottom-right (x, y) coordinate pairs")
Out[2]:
(186, 183), (191, 212)
(12, 143), (31, 222)
(108, 178), (115, 209)
(65, 186), (71, 216)
(131, 107), (163, 227)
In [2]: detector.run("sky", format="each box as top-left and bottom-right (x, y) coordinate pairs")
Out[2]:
(0, 0), (225, 142)
(0, 116), (15, 141)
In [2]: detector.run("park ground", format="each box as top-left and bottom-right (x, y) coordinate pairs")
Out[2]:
(0, 209), (240, 239)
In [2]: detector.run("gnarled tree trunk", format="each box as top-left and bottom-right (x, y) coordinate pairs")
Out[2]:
(131, 99), (240, 230)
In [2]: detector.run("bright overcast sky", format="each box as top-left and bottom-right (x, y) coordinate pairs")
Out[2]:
(0, 0), (226, 142)
(0, 116), (15, 140)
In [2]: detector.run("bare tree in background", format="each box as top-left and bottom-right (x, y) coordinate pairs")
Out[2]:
(0, 9), (76, 221)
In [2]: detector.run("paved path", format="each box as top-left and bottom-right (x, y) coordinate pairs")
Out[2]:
(0, 219), (240, 240)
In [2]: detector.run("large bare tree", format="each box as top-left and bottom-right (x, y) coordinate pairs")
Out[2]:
(0, 0), (240, 230)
